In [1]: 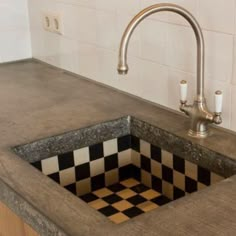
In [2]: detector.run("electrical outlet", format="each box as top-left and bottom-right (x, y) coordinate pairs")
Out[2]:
(52, 14), (63, 35)
(42, 13), (53, 31)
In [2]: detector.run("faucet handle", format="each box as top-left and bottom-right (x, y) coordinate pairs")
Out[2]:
(213, 90), (223, 125)
(180, 80), (188, 103)
(215, 90), (223, 113)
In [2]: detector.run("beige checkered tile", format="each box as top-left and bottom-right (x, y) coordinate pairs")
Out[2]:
(162, 180), (173, 200)
(173, 170), (185, 191)
(161, 150), (173, 168)
(137, 201), (159, 212)
(59, 167), (75, 187)
(109, 212), (129, 224)
(118, 149), (132, 167)
(41, 156), (59, 175)
(90, 159), (105, 176)
(117, 189), (137, 199)
(76, 178), (91, 196)
(88, 199), (109, 210)
(32, 135), (227, 226)
(131, 150), (141, 167)
(105, 169), (119, 186)
(112, 200), (133, 211)
(151, 159), (162, 179)
(93, 188), (113, 198)
(141, 170), (152, 188)
(121, 178), (139, 187)
(211, 172), (224, 184)
(197, 182), (207, 191)
(140, 140), (151, 157)
(140, 189), (161, 200)
(74, 147), (90, 166)
(103, 139), (118, 156)
(185, 160), (198, 180)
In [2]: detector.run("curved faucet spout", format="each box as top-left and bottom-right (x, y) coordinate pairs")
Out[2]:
(117, 3), (205, 99)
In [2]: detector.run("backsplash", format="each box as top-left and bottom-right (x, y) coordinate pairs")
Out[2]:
(27, 0), (236, 132)
(0, 0), (31, 62)
(31, 135), (224, 200)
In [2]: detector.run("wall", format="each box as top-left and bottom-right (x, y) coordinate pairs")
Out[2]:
(28, 0), (236, 131)
(0, 0), (31, 62)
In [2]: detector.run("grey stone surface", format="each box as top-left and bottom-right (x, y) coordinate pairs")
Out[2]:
(0, 179), (67, 236)
(0, 59), (235, 235)
(14, 115), (236, 178)
(131, 116), (236, 177)
(13, 116), (130, 163)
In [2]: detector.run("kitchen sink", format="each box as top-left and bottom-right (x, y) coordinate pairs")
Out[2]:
(13, 116), (235, 224)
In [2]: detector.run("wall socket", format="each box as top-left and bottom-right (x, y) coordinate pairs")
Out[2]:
(42, 12), (63, 35)
(43, 13), (52, 31)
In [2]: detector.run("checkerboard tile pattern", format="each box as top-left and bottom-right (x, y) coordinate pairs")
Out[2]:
(31, 135), (133, 196)
(31, 134), (225, 223)
(131, 137), (225, 200)
(80, 178), (170, 224)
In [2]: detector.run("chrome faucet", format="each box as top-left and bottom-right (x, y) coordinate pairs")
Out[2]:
(117, 3), (223, 138)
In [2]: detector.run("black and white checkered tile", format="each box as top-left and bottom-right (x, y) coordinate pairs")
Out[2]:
(32, 135), (133, 196)
(130, 136), (225, 200)
(80, 178), (170, 224)
(31, 135), (225, 222)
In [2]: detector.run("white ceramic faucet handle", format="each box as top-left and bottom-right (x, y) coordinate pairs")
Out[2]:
(215, 90), (223, 113)
(180, 80), (188, 102)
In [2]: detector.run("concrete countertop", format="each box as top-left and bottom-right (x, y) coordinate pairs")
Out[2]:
(0, 60), (235, 235)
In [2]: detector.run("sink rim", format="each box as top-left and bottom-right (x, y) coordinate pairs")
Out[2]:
(12, 115), (236, 178)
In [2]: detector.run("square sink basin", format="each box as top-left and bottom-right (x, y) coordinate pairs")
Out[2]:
(13, 116), (234, 224)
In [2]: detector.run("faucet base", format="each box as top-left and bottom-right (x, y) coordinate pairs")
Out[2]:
(181, 99), (216, 139)
(188, 129), (209, 138)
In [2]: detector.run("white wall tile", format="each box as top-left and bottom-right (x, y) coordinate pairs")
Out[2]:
(116, 0), (141, 16)
(199, 0), (235, 34)
(140, 0), (198, 26)
(62, 0), (95, 8)
(95, 0), (117, 12)
(36, 31), (60, 67)
(34, 29), (79, 72)
(76, 43), (98, 80)
(95, 48), (117, 86)
(167, 0), (198, 26)
(140, 0), (169, 22)
(140, 59), (169, 107)
(0, 0), (31, 62)
(140, 20), (168, 65)
(0, 29), (31, 62)
(232, 36), (236, 85)
(58, 3), (96, 43)
(28, 0), (236, 132)
(115, 56), (143, 97)
(30, 29), (44, 59)
(95, 10), (117, 50)
(204, 30), (233, 82)
(167, 24), (196, 73)
(231, 86), (236, 131)
(0, 0), (29, 30)
(57, 37), (79, 73)
(116, 14), (141, 57)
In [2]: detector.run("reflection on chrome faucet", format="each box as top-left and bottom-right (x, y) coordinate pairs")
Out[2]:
(117, 3), (223, 138)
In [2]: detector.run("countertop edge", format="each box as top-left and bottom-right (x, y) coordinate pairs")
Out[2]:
(0, 176), (68, 236)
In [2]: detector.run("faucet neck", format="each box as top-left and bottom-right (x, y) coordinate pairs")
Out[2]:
(118, 3), (205, 99)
